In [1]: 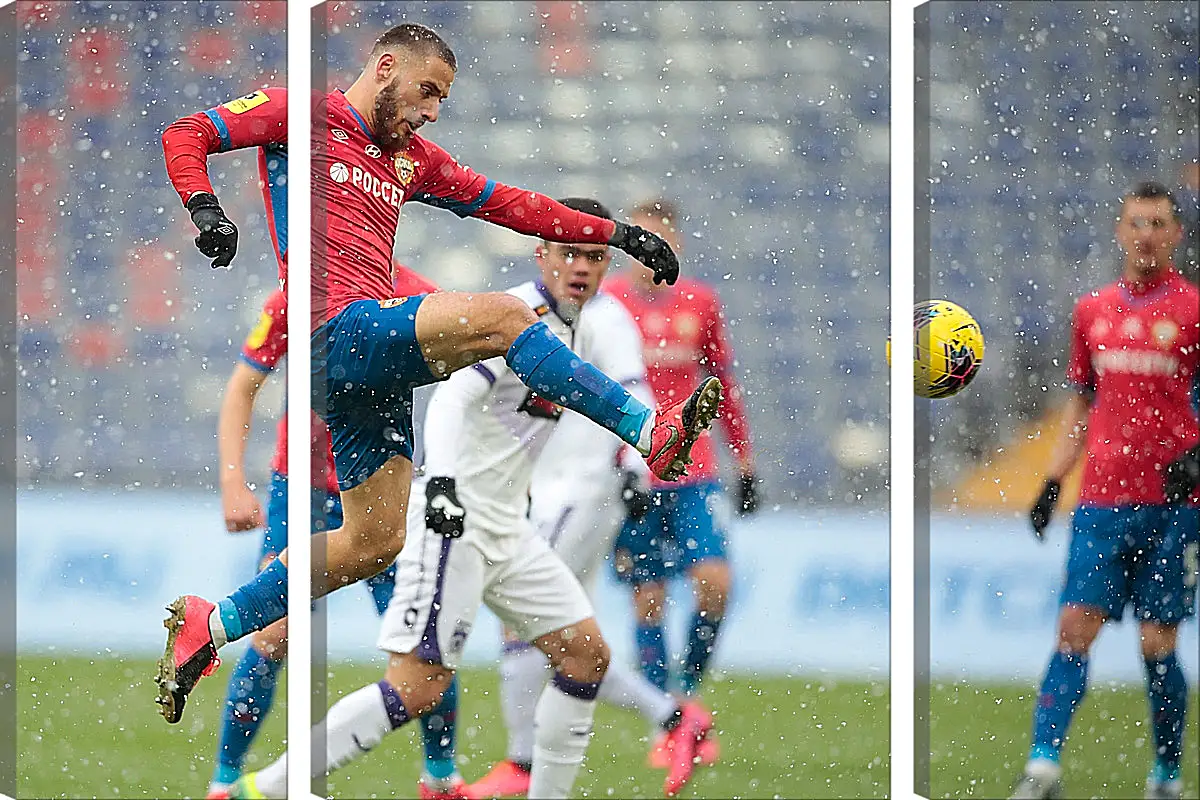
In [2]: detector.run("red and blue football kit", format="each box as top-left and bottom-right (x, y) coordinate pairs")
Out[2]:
(162, 87), (288, 278)
(605, 274), (753, 585)
(313, 89), (619, 489)
(1061, 268), (1200, 623)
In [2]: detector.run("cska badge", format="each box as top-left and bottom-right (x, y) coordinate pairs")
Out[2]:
(394, 153), (416, 186)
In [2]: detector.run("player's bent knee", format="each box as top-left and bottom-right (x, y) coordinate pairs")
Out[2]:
(1139, 622), (1178, 659)
(1056, 604), (1105, 653)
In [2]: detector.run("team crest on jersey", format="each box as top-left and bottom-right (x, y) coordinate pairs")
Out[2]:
(532, 303), (551, 317)
(223, 90), (270, 114)
(380, 297), (408, 309)
(331, 128), (349, 141)
(365, 143), (381, 158)
(394, 153), (416, 186)
(1152, 320), (1180, 349)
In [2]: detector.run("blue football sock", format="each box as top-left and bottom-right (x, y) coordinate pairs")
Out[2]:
(218, 558), (289, 643)
(421, 674), (460, 780)
(1145, 652), (1187, 779)
(680, 611), (723, 696)
(212, 644), (283, 785)
(1030, 650), (1089, 762)
(507, 321), (651, 447)
(366, 563), (397, 616)
(635, 622), (669, 692)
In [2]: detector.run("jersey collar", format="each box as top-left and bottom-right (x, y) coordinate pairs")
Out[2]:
(534, 280), (576, 327)
(1118, 267), (1176, 303)
(337, 90), (378, 143)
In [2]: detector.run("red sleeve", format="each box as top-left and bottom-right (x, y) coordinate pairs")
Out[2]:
(699, 287), (754, 469)
(162, 87), (288, 206)
(1065, 299), (1094, 394)
(392, 262), (441, 296)
(240, 289), (288, 372)
(410, 139), (616, 244)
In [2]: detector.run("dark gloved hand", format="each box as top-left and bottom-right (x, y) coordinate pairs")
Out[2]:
(620, 470), (653, 520)
(738, 473), (761, 516)
(1029, 479), (1061, 540)
(187, 192), (239, 269)
(426, 476), (466, 538)
(609, 221), (679, 285)
(1164, 444), (1200, 505)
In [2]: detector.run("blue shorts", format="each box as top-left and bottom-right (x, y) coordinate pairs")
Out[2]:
(260, 471), (344, 564)
(1060, 504), (1200, 624)
(613, 482), (730, 585)
(312, 297), (439, 491)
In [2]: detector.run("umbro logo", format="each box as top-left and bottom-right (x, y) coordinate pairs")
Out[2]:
(332, 128), (348, 141)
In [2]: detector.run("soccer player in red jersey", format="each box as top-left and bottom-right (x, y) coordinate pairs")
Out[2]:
(1012, 182), (1200, 800)
(157, 24), (724, 749)
(604, 199), (760, 770)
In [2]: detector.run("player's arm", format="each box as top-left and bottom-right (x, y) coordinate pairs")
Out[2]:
(420, 363), (495, 537)
(411, 142), (679, 284)
(700, 290), (760, 515)
(1030, 304), (1094, 538)
(218, 361), (271, 532)
(162, 88), (287, 269)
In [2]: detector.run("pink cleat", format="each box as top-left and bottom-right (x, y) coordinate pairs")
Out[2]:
(419, 775), (474, 800)
(466, 760), (532, 799)
(663, 703), (714, 797)
(695, 727), (720, 766)
(645, 377), (723, 482)
(154, 595), (222, 723)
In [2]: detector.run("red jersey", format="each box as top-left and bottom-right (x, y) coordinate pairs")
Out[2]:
(240, 267), (441, 495)
(1066, 269), (1200, 506)
(313, 90), (616, 329)
(604, 274), (753, 488)
(162, 88), (288, 276)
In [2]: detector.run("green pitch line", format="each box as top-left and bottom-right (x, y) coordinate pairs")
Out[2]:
(17, 654), (887, 799)
(930, 680), (1200, 799)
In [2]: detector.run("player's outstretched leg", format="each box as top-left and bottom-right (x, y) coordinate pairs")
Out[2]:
(208, 623), (287, 798)
(413, 293), (723, 482)
(155, 556), (289, 723)
(1010, 605), (1104, 800)
(1141, 623), (1187, 800)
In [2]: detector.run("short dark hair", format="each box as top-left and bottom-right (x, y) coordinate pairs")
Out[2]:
(1125, 180), (1182, 222)
(371, 23), (456, 72)
(631, 198), (681, 229)
(558, 197), (612, 220)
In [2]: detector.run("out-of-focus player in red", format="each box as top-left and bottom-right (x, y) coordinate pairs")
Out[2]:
(160, 23), (724, 800)
(1012, 182), (1200, 800)
(605, 198), (760, 770)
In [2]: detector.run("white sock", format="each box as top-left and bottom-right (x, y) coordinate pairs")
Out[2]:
(208, 608), (229, 649)
(635, 409), (656, 456)
(323, 682), (406, 775)
(596, 662), (677, 727)
(254, 753), (287, 798)
(500, 643), (551, 765)
(528, 677), (599, 800)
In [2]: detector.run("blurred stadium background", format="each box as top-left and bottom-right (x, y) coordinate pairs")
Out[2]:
(15, 2), (889, 798)
(924, 4), (1200, 799)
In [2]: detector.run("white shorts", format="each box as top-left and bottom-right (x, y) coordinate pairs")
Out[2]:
(378, 492), (595, 669)
(529, 471), (624, 595)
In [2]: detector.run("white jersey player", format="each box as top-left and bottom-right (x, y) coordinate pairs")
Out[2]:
(236, 198), (707, 800)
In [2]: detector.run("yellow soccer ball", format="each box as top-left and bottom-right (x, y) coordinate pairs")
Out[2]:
(886, 301), (985, 398)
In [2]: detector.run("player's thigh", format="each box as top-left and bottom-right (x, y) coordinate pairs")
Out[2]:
(1060, 506), (1134, 621)
(613, 494), (672, 587)
(672, 482), (732, 572)
(412, 290), (537, 376)
(338, 455), (413, 551)
(1132, 505), (1200, 625)
(315, 297), (434, 491)
(260, 472), (290, 564)
(378, 517), (485, 672)
(487, 534), (598, 653)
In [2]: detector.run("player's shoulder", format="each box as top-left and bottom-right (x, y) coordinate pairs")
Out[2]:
(393, 262), (439, 295)
(262, 287), (287, 317)
(505, 280), (543, 307)
(1074, 281), (1118, 314)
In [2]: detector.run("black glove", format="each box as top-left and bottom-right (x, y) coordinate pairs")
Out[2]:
(620, 470), (652, 520)
(1029, 479), (1061, 540)
(738, 473), (760, 516)
(609, 222), (679, 285)
(425, 476), (465, 538)
(1165, 444), (1200, 505)
(187, 192), (239, 269)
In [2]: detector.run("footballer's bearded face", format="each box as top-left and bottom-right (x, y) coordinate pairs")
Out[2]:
(1116, 196), (1183, 278)
(537, 242), (613, 324)
(372, 52), (454, 152)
